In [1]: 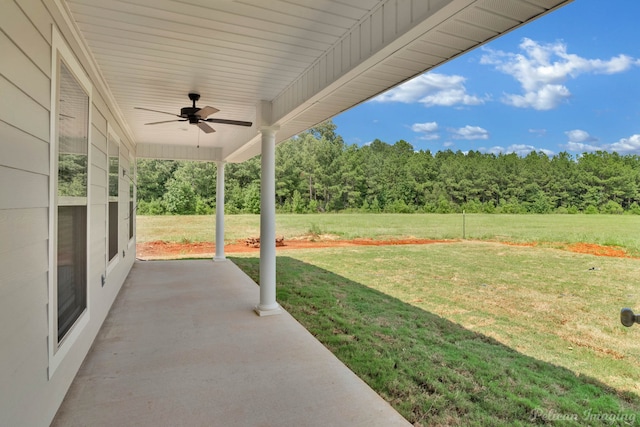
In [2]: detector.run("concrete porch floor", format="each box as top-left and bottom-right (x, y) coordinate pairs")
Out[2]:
(52, 259), (410, 427)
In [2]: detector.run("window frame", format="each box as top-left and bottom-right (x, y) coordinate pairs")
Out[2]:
(128, 154), (135, 245)
(48, 28), (93, 379)
(107, 126), (120, 270)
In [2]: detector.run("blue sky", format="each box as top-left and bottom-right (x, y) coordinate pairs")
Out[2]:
(333, 0), (640, 156)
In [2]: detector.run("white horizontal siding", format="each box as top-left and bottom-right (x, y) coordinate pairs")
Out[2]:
(0, 75), (49, 142)
(0, 4), (53, 427)
(91, 166), (107, 190)
(0, 6), (52, 427)
(92, 104), (107, 136)
(0, 1), (137, 426)
(0, 30), (50, 108)
(0, 168), (48, 209)
(14, 0), (54, 42)
(90, 183), (107, 205)
(90, 115), (108, 289)
(0, 0), (51, 76)
(92, 125), (108, 162)
(0, 270), (49, 425)
(92, 150), (108, 176)
(89, 193), (107, 290)
(0, 121), (49, 175)
(0, 208), (48, 253)
(0, 243), (48, 349)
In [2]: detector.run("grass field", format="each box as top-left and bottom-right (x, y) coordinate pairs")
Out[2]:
(137, 213), (640, 255)
(137, 214), (640, 425)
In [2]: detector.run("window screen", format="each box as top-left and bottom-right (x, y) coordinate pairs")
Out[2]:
(108, 135), (119, 261)
(56, 61), (89, 342)
(129, 160), (134, 240)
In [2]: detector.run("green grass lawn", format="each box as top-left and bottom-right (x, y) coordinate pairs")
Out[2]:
(137, 213), (640, 255)
(231, 244), (640, 426)
(137, 213), (640, 425)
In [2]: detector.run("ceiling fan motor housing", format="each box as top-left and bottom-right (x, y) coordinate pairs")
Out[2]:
(184, 93), (203, 123)
(181, 107), (201, 123)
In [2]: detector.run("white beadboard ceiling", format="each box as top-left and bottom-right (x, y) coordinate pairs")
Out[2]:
(64, 0), (572, 162)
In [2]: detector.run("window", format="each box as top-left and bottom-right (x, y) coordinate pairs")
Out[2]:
(108, 134), (119, 262)
(56, 61), (89, 342)
(129, 157), (135, 240)
(49, 28), (92, 378)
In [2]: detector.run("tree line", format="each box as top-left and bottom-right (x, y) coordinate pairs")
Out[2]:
(136, 121), (640, 215)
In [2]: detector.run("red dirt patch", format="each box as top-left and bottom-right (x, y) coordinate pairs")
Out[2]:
(564, 242), (629, 258)
(493, 240), (631, 258)
(136, 238), (452, 260)
(135, 238), (633, 260)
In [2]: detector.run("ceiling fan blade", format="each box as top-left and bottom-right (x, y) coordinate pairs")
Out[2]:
(204, 118), (253, 127)
(197, 106), (219, 118)
(144, 119), (188, 125)
(135, 107), (180, 117)
(197, 122), (216, 134)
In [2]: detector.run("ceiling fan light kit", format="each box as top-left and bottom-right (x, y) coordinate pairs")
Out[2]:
(135, 93), (253, 134)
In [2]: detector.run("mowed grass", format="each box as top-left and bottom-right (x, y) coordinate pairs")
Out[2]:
(231, 243), (640, 425)
(137, 213), (640, 255)
(137, 213), (640, 425)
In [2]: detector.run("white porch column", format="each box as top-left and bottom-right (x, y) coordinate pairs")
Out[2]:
(255, 126), (282, 316)
(213, 160), (226, 262)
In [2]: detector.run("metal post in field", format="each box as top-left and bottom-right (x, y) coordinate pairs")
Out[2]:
(463, 210), (466, 239)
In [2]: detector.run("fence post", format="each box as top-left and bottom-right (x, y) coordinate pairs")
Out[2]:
(463, 210), (466, 239)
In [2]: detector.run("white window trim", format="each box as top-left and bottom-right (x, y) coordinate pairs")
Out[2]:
(48, 27), (93, 380)
(128, 154), (136, 248)
(107, 125), (120, 273)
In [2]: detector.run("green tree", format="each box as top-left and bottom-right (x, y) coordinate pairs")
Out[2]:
(136, 159), (177, 201)
(163, 178), (196, 214)
(135, 124), (640, 215)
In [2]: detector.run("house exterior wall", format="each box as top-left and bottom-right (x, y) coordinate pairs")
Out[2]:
(0, 1), (136, 425)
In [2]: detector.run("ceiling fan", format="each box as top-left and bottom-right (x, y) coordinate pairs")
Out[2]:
(134, 93), (253, 134)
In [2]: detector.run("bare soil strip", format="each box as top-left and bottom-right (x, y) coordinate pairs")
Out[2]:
(136, 237), (633, 260)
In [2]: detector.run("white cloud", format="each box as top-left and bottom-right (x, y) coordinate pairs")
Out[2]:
(481, 144), (554, 156)
(450, 125), (489, 140)
(529, 128), (547, 137)
(562, 129), (600, 152)
(564, 141), (601, 152)
(484, 146), (505, 155)
(562, 131), (640, 154)
(565, 129), (598, 144)
(411, 122), (438, 132)
(503, 84), (570, 110)
(443, 141), (454, 147)
(411, 121), (440, 140)
(509, 144), (554, 156)
(608, 134), (640, 153)
(481, 38), (640, 110)
(373, 73), (484, 107)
